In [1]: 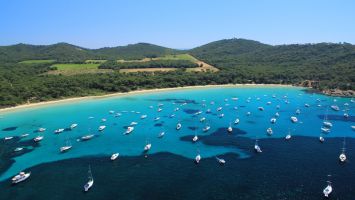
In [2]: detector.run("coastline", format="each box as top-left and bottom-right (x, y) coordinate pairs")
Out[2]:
(0, 84), (295, 113)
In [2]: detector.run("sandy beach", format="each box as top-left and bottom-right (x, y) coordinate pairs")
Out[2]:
(0, 84), (295, 113)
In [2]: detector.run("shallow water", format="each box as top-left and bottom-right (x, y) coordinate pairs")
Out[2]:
(0, 86), (354, 199)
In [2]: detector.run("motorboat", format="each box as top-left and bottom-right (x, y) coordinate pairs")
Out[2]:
(38, 128), (46, 132)
(200, 117), (206, 122)
(158, 131), (165, 138)
(203, 125), (210, 132)
(192, 135), (198, 142)
(124, 126), (134, 135)
(154, 117), (160, 121)
(130, 122), (138, 126)
(321, 127), (331, 133)
(290, 116), (298, 123)
(144, 143), (152, 152)
(331, 105), (339, 111)
(234, 118), (240, 124)
(4, 136), (13, 141)
(217, 107), (223, 111)
(227, 123), (232, 133)
(12, 171), (31, 184)
(34, 135), (44, 142)
(266, 128), (273, 135)
(81, 134), (94, 141)
(70, 124), (78, 129)
(216, 157), (226, 164)
(140, 115), (147, 119)
(54, 129), (64, 134)
(295, 109), (301, 115)
(195, 154), (201, 164)
(270, 118), (277, 124)
(176, 122), (182, 130)
(323, 121), (333, 128)
(218, 113), (224, 118)
(20, 133), (29, 138)
(98, 125), (106, 131)
(111, 153), (119, 161)
(14, 147), (24, 152)
(254, 140), (262, 153)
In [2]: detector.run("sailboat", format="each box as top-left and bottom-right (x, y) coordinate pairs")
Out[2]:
(144, 140), (152, 152)
(323, 175), (333, 198)
(339, 138), (347, 163)
(84, 166), (94, 192)
(195, 152), (201, 164)
(216, 157), (226, 165)
(60, 138), (72, 153)
(254, 139), (262, 153)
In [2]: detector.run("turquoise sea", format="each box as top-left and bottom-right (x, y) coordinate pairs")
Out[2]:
(0, 86), (354, 200)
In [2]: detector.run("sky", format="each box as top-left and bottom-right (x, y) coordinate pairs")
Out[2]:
(0, 0), (354, 49)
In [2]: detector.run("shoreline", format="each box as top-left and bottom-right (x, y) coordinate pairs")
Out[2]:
(0, 84), (296, 113)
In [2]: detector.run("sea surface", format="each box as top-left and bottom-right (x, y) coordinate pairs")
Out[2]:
(0, 86), (354, 200)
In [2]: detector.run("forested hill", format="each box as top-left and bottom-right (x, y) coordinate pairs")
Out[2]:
(0, 43), (179, 62)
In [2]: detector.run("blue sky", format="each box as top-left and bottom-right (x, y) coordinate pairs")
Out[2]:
(0, 0), (354, 49)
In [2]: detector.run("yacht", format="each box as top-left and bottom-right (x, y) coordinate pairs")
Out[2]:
(323, 121), (332, 128)
(295, 109), (301, 115)
(109, 110), (115, 114)
(124, 126), (134, 135)
(285, 132), (291, 140)
(192, 135), (198, 142)
(231, 97), (238, 101)
(234, 118), (240, 124)
(11, 171), (31, 184)
(270, 118), (277, 124)
(218, 113), (224, 118)
(227, 123), (232, 133)
(203, 125), (211, 132)
(4, 136), (13, 141)
(267, 101), (271, 105)
(60, 140), (72, 153)
(254, 140), (262, 153)
(304, 104), (310, 107)
(154, 117), (160, 121)
(321, 127), (331, 133)
(70, 124), (78, 129)
(38, 128), (46, 132)
(194, 111), (202, 116)
(339, 139), (346, 162)
(130, 121), (138, 126)
(54, 128), (64, 134)
(157, 108), (163, 112)
(344, 113), (349, 118)
(158, 131), (165, 138)
(195, 154), (201, 164)
(140, 115), (147, 119)
(319, 134), (325, 143)
(176, 122), (182, 130)
(81, 134), (94, 141)
(20, 133), (29, 138)
(101, 118), (107, 122)
(34, 135), (44, 142)
(323, 179), (333, 198)
(290, 116), (298, 123)
(84, 166), (94, 192)
(331, 105), (339, 111)
(144, 143), (152, 152)
(266, 128), (273, 136)
(216, 157), (226, 164)
(114, 113), (122, 117)
(351, 125), (355, 130)
(174, 107), (179, 112)
(98, 125), (106, 131)
(200, 117), (206, 122)
(14, 147), (24, 152)
(111, 153), (119, 161)
(217, 107), (223, 111)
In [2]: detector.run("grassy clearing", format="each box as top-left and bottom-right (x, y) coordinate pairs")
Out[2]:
(19, 59), (56, 64)
(119, 68), (177, 73)
(117, 54), (197, 63)
(48, 63), (111, 75)
(52, 63), (100, 70)
(85, 59), (107, 64)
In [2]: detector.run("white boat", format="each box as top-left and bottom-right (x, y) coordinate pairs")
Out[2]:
(323, 180), (333, 198)
(174, 107), (179, 111)
(274, 112), (280, 118)
(130, 122), (138, 126)
(157, 108), (163, 112)
(206, 109), (211, 113)
(234, 118), (240, 124)
(246, 112), (251, 116)
(295, 109), (301, 115)
(216, 157), (226, 164)
(217, 107), (223, 111)
(200, 117), (206, 122)
(70, 124), (78, 129)
(192, 135), (198, 142)
(266, 128), (273, 135)
(319, 134), (325, 143)
(12, 171), (31, 184)
(14, 147), (24, 152)
(231, 97), (238, 101)
(154, 117), (160, 121)
(270, 118), (277, 124)
(84, 166), (94, 192)
(98, 125), (106, 131)
(111, 153), (119, 161)
(38, 128), (46, 132)
(140, 115), (147, 119)
(285, 133), (291, 140)
(258, 107), (264, 111)
(176, 123), (182, 130)
(339, 139), (346, 162)
(276, 105), (280, 109)
(331, 105), (339, 111)
(304, 104), (310, 107)
(254, 140), (262, 153)
(144, 143), (152, 151)
(218, 113), (224, 118)
(170, 114), (176, 118)
(125, 126), (134, 135)
(4, 136), (13, 140)
(34, 135), (44, 142)
(101, 118), (107, 122)
(321, 127), (331, 133)
(323, 121), (332, 128)
(203, 125), (210, 132)
(290, 116), (298, 123)
(114, 113), (121, 117)
(60, 140), (72, 152)
(194, 111), (202, 115)
(351, 125), (355, 130)
(54, 129), (64, 134)
(195, 154), (201, 164)
(227, 123), (232, 133)
(109, 110), (115, 114)
(81, 134), (94, 141)
(20, 133), (29, 138)
(267, 101), (271, 105)
(158, 131), (165, 138)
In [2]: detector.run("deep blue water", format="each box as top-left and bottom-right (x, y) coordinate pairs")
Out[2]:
(0, 86), (354, 199)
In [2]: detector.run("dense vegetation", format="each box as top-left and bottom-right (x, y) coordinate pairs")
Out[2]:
(99, 60), (198, 69)
(0, 39), (354, 107)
